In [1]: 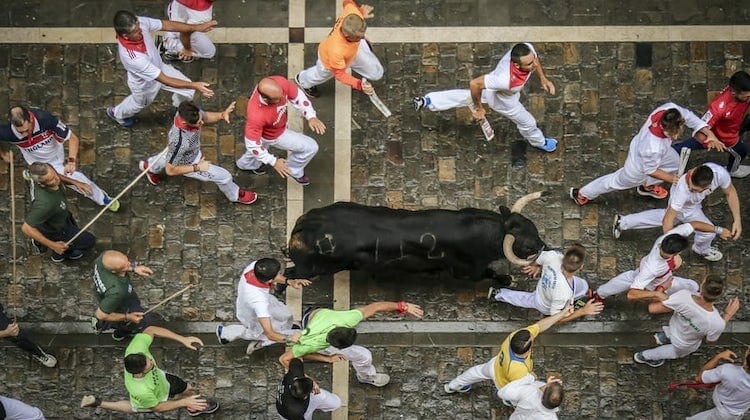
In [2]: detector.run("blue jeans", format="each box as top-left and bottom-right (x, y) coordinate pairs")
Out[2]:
(95, 293), (160, 337)
(672, 136), (747, 172)
(0, 303), (44, 357)
(43, 213), (96, 259)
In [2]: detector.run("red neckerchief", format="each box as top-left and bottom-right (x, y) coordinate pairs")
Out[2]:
(648, 110), (667, 137)
(244, 269), (272, 289)
(666, 255), (677, 271)
(116, 34), (147, 54)
(174, 114), (200, 131)
(509, 63), (531, 89)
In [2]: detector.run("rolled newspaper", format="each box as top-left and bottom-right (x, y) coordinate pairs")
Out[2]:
(362, 78), (392, 118)
(468, 104), (494, 141)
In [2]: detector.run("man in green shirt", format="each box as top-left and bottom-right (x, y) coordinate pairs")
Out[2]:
(20, 161), (96, 262)
(91, 250), (160, 341)
(278, 300), (423, 387)
(80, 325), (219, 416)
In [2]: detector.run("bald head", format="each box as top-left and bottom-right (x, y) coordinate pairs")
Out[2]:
(257, 78), (284, 104)
(102, 250), (130, 275)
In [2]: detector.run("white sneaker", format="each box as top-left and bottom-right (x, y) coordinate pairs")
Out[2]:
(33, 351), (57, 367)
(612, 214), (622, 239)
(730, 165), (750, 178)
(360, 373), (390, 387)
(698, 247), (723, 262)
(245, 340), (263, 355)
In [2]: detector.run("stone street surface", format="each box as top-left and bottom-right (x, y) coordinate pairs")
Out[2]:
(1, 0), (749, 419)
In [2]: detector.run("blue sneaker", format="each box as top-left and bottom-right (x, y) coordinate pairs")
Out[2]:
(102, 196), (120, 212)
(654, 331), (671, 346)
(444, 383), (472, 394)
(536, 137), (557, 152)
(106, 107), (134, 128)
(215, 325), (229, 345)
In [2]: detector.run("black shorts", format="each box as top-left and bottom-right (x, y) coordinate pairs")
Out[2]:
(166, 373), (188, 397)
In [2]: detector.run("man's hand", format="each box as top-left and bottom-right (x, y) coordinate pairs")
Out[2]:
(196, 159), (211, 172)
(540, 78), (556, 95)
(580, 299), (604, 316)
(179, 48), (194, 61)
(308, 117), (326, 135)
(221, 101), (236, 123)
(181, 336), (204, 351)
(272, 158), (292, 178)
(287, 279), (311, 290)
(183, 395), (209, 413)
(311, 380), (321, 394)
(559, 304), (575, 318)
(64, 160), (77, 175)
(471, 106), (486, 121)
(522, 264), (541, 278)
(725, 297), (740, 319)
(126, 312), (145, 324)
(0, 321), (20, 338)
(361, 79), (375, 95)
(0, 149), (10, 163)
(360, 4), (375, 19)
(403, 302), (424, 318)
(326, 354), (346, 364)
(134, 265), (153, 277)
(716, 349), (737, 363)
(730, 221), (742, 240)
(654, 291), (669, 301)
(50, 241), (69, 256)
(192, 82), (214, 98)
(74, 181), (93, 196)
(194, 20), (218, 33)
(717, 227), (733, 240)
(704, 137), (726, 151)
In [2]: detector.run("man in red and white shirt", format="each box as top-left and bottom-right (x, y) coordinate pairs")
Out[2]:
(236, 76), (326, 186)
(413, 43), (558, 152)
(107, 10), (216, 127)
(673, 71), (750, 178)
(161, 0), (216, 62)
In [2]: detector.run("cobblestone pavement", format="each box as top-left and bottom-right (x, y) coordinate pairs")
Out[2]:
(1, 1), (750, 419)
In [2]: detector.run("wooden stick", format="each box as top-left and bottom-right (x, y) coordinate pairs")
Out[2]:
(9, 150), (17, 323)
(143, 284), (195, 315)
(66, 147), (169, 246)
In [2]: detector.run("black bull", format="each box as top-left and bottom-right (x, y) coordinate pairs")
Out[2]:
(286, 192), (548, 281)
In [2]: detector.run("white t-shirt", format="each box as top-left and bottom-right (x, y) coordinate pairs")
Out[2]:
(623, 102), (707, 179)
(483, 43), (536, 95)
(663, 289), (725, 348)
(669, 162), (731, 214)
(235, 261), (293, 337)
(631, 223), (694, 290)
(497, 374), (559, 420)
(117, 16), (164, 85)
(534, 250), (576, 315)
(702, 364), (750, 416)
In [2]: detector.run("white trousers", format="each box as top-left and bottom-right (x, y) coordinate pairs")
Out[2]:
(297, 39), (384, 88)
(641, 328), (702, 361)
(114, 64), (195, 119)
(301, 388), (342, 420)
(618, 207), (716, 254)
(447, 356), (502, 398)
(495, 277), (589, 315)
(687, 407), (743, 420)
(147, 152), (241, 202)
(49, 162), (108, 206)
(596, 271), (699, 298)
(318, 345), (377, 383)
(237, 129), (319, 179)
(220, 323), (297, 349)
(424, 89), (545, 147)
(580, 151), (680, 199)
(0, 395), (45, 420)
(164, 1), (216, 59)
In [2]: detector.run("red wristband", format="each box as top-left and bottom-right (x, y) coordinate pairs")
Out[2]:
(397, 301), (407, 314)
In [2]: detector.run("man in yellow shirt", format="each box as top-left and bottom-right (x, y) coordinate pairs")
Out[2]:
(295, 0), (382, 97)
(444, 305), (573, 396)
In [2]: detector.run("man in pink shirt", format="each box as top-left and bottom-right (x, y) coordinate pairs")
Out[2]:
(236, 76), (326, 186)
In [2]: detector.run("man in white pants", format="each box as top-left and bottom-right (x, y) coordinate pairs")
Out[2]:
(0, 395), (45, 420)
(488, 244), (603, 320)
(276, 358), (341, 420)
(570, 103), (719, 205)
(215, 258), (310, 355)
(139, 100), (257, 204)
(161, 0), (216, 62)
(107, 10), (216, 128)
(613, 163), (741, 262)
(295, 0), (381, 97)
(593, 222), (728, 302)
(279, 300), (423, 387)
(0, 106), (117, 210)
(687, 348), (750, 419)
(496, 374), (564, 419)
(237, 76), (325, 186)
(413, 42), (558, 152)
(634, 275), (740, 368)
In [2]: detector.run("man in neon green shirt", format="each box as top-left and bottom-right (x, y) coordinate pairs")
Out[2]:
(80, 326), (219, 415)
(279, 301), (423, 387)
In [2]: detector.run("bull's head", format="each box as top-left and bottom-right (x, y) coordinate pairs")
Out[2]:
(501, 191), (548, 266)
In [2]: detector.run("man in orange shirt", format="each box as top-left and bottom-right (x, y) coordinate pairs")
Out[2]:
(295, 0), (381, 97)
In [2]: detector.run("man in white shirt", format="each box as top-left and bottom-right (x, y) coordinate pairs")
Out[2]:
(413, 42), (558, 152)
(688, 348), (750, 419)
(161, 0), (217, 62)
(215, 258), (310, 355)
(593, 222), (729, 302)
(613, 163), (741, 261)
(497, 374), (563, 420)
(107, 10), (216, 127)
(488, 244), (603, 320)
(634, 275), (740, 368)
(570, 103), (719, 204)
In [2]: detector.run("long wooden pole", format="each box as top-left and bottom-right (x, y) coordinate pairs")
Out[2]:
(9, 150), (17, 323)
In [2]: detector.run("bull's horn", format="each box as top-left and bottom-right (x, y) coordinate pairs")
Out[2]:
(510, 191), (545, 213)
(503, 234), (532, 266)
